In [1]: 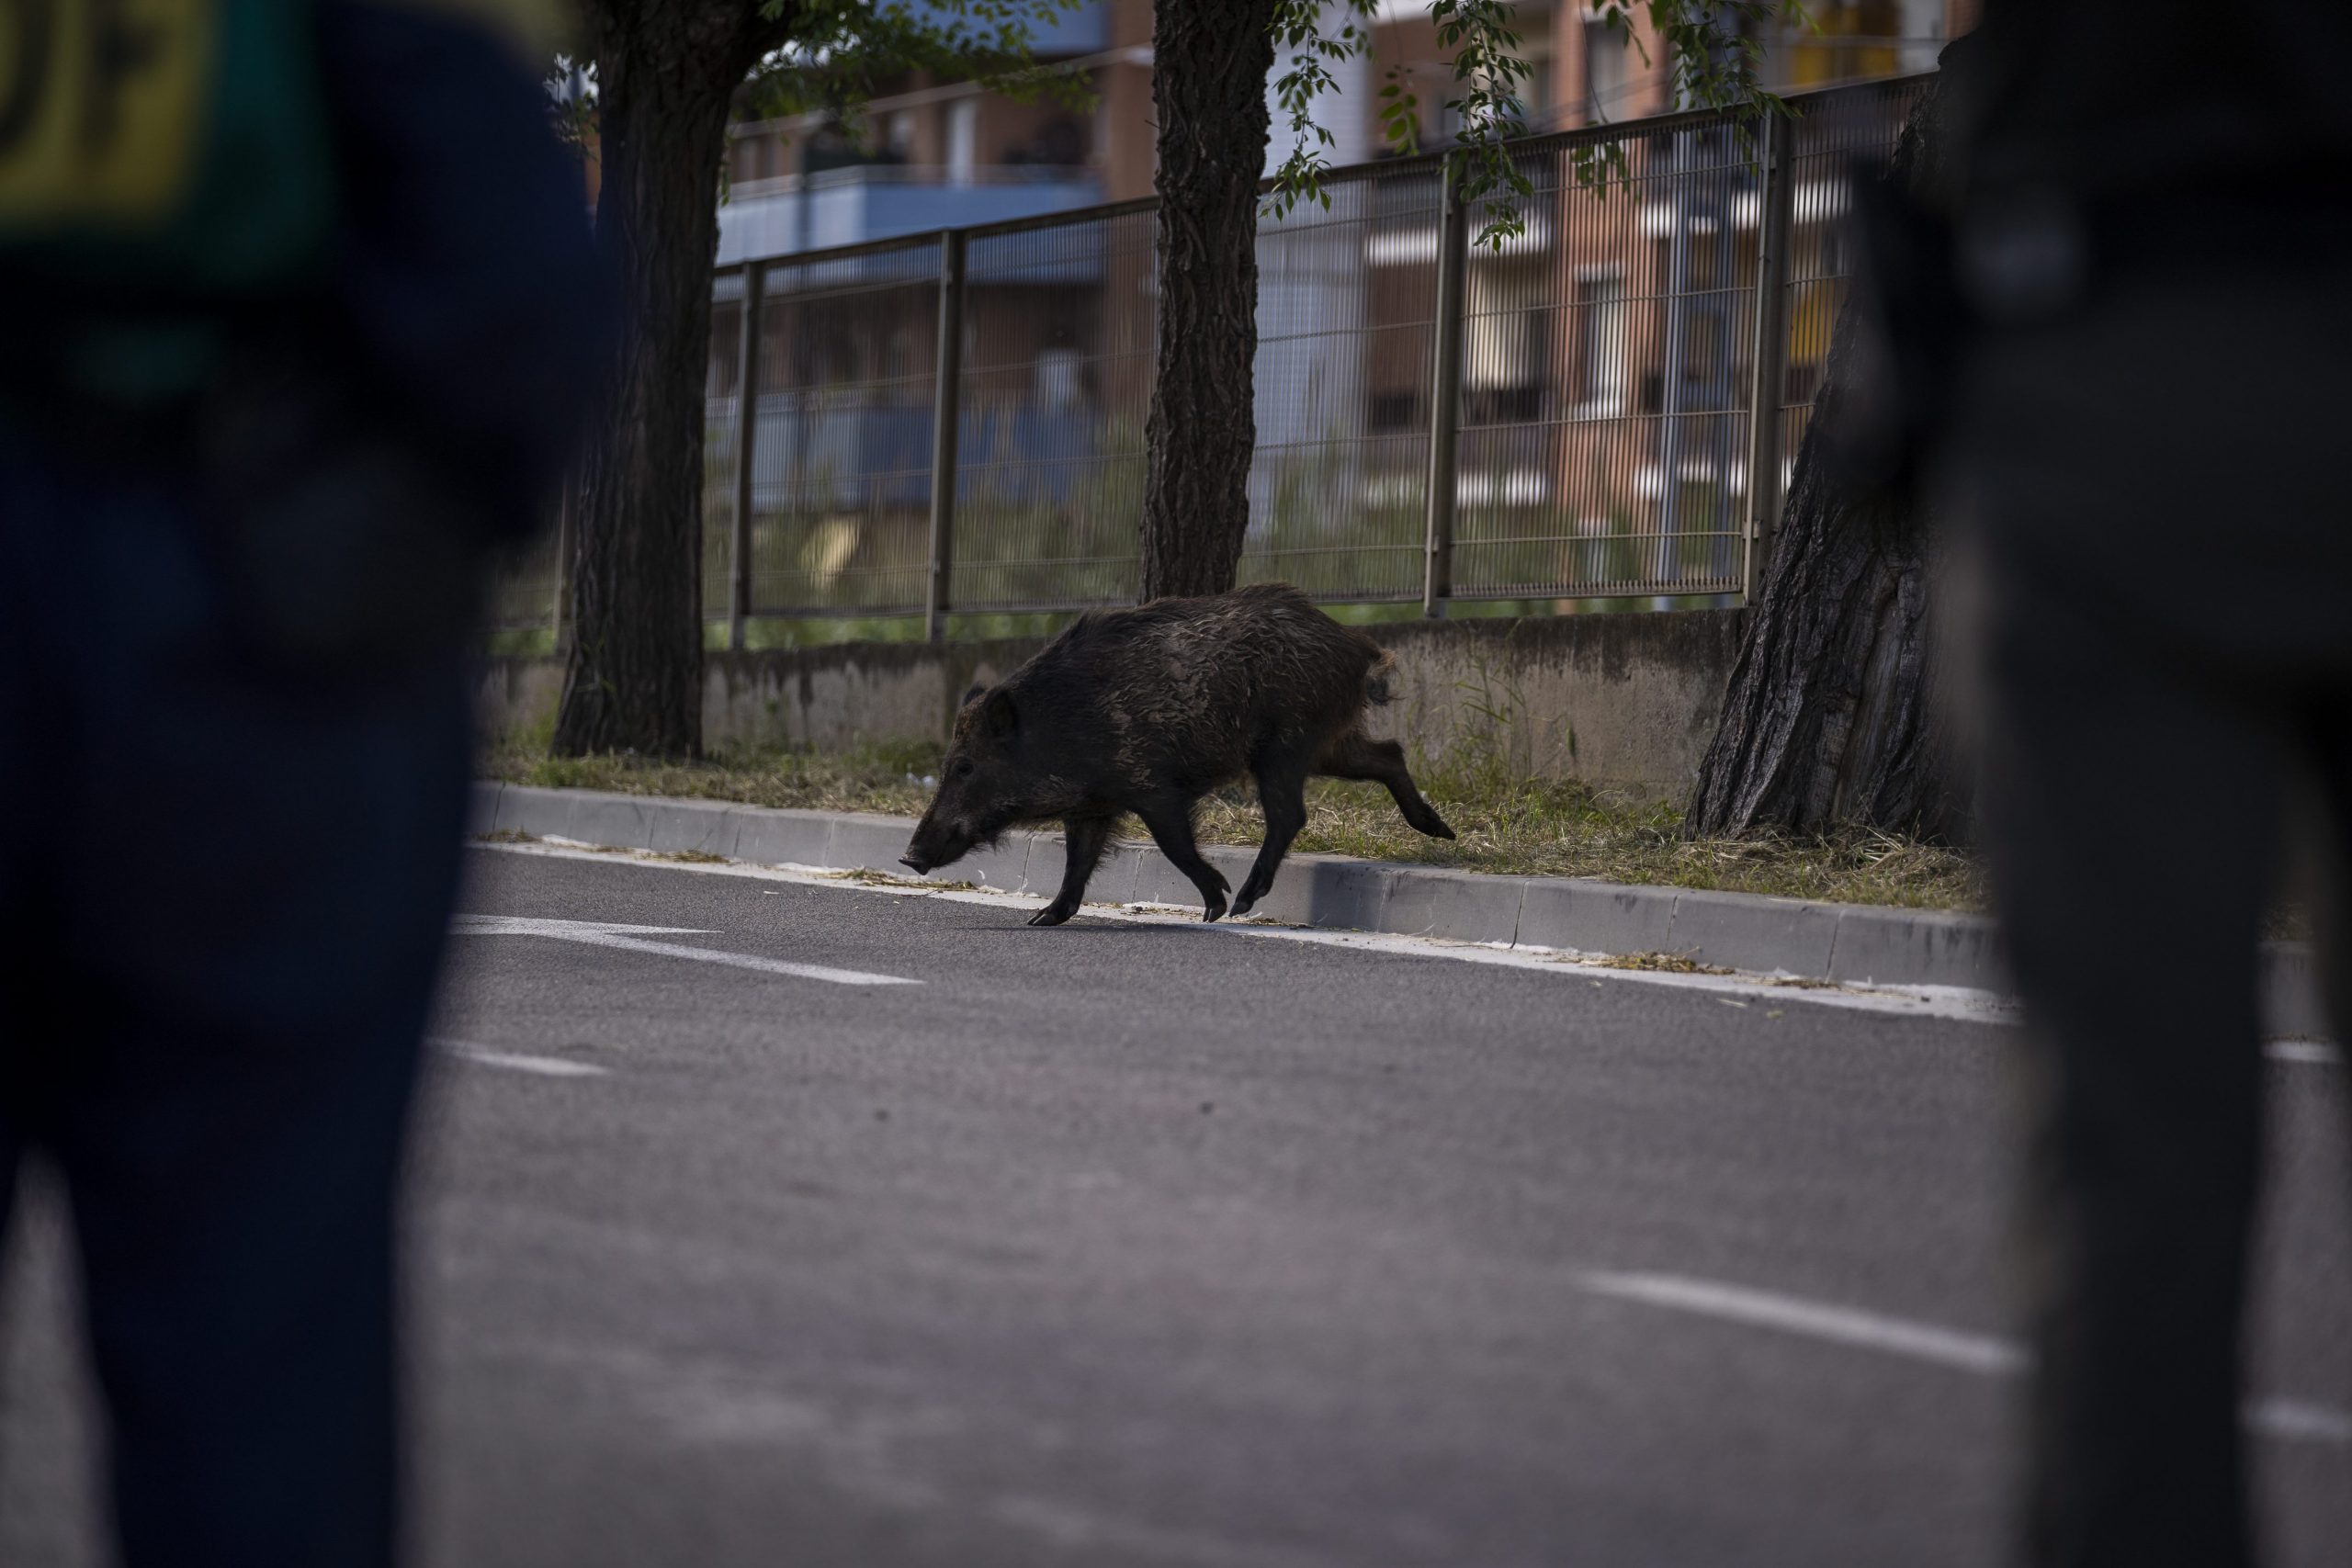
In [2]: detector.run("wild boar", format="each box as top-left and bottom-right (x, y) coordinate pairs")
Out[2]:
(899, 582), (1453, 925)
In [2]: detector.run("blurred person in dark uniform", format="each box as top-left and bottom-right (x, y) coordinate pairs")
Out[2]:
(1857, 2), (2352, 1563)
(0, 2), (606, 1562)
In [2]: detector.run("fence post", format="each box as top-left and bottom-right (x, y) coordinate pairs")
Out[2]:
(1421, 159), (1468, 619)
(1741, 111), (1794, 604)
(728, 263), (765, 650)
(551, 469), (574, 658)
(924, 230), (967, 644)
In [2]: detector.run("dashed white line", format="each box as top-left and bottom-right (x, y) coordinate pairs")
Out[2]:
(453, 916), (716, 938)
(1580, 1269), (2350, 1447)
(463, 843), (2013, 1024)
(453, 842), (2346, 1450)
(2245, 1399), (2352, 1444)
(450, 913), (919, 987)
(454, 842), (2352, 1059)
(1581, 1269), (2024, 1375)
(430, 1039), (610, 1078)
(468, 843), (2352, 1058)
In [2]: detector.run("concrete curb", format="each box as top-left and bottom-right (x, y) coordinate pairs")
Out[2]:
(470, 783), (2326, 1032)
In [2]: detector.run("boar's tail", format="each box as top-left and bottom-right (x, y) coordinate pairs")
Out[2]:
(1363, 648), (1396, 708)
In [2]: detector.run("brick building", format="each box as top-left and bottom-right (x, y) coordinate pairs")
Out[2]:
(717, 1), (1970, 262)
(702, 3), (1978, 615)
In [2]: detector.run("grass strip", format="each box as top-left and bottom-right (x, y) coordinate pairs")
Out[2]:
(484, 739), (1985, 913)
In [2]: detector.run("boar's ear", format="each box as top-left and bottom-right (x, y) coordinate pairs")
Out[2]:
(959, 682), (988, 711)
(981, 687), (1017, 739)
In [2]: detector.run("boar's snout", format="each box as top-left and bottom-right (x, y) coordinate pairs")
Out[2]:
(900, 816), (972, 877)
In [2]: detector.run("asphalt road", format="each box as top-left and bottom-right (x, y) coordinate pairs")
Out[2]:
(6, 845), (2348, 1566)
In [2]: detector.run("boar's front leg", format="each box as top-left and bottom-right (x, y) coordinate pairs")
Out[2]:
(1031, 814), (1113, 927)
(1135, 796), (1229, 922)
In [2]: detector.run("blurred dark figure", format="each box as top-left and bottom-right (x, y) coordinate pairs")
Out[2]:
(1854, 2), (2352, 1563)
(0, 2), (605, 1563)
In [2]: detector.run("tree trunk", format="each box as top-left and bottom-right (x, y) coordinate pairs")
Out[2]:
(1141, 0), (1277, 602)
(553, 4), (786, 758)
(1684, 75), (1972, 841)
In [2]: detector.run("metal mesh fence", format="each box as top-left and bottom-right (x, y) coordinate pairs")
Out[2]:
(951, 205), (1156, 613)
(508, 76), (1926, 633)
(1449, 122), (1758, 602)
(1238, 164), (1441, 602)
(1778, 78), (1929, 476)
(703, 280), (745, 621)
(735, 237), (943, 617)
(489, 519), (562, 631)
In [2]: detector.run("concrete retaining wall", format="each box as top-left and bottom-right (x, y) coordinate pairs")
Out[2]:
(481, 610), (1746, 799)
(1365, 612), (1744, 798)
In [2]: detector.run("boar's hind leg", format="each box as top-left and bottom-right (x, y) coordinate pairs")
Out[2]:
(1030, 815), (1113, 927)
(1231, 755), (1310, 919)
(1318, 732), (1455, 840)
(1135, 797), (1229, 923)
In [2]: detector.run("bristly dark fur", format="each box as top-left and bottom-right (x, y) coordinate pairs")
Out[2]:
(901, 583), (1453, 926)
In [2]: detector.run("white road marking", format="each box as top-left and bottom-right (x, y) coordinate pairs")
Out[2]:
(461, 840), (2338, 1055)
(458, 842), (2346, 1448)
(1581, 1270), (2024, 1375)
(2245, 1399), (2352, 1444)
(467, 841), (2011, 1025)
(1580, 1269), (2350, 1447)
(450, 913), (919, 987)
(1192, 921), (2022, 1026)
(453, 916), (714, 938)
(430, 1038), (610, 1077)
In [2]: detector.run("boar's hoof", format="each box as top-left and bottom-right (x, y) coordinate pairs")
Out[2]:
(1413, 807), (1456, 840)
(1028, 899), (1079, 927)
(1200, 893), (1227, 923)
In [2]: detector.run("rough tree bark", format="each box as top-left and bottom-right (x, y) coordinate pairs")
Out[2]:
(1684, 73), (1972, 841)
(553, 3), (795, 758)
(1140, 0), (1278, 602)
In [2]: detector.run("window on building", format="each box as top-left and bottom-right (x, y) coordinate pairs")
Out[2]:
(1368, 390), (1421, 432)
(1783, 0), (1903, 88)
(1520, 41), (1554, 129)
(1028, 115), (1086, 167)
(1575, 271), (1628, 412)
(1035, 348), (1084, 411)
(947, 99), (978, 186)
(1896, 0), (1946, 73)
(888, 111), (916, 160)
(1464, 265), (1547, 424)
(1684, 310), (1727, 395)
(1583, 18), (1630, 123)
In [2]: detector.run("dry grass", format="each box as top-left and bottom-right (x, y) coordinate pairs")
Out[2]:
(830, 867), (976, 892)
(1590, 952), (1731, 974)
(481, 737), (1986, 913)
(1203, 753), (1984, 912)
(486, 737), (943, 820)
